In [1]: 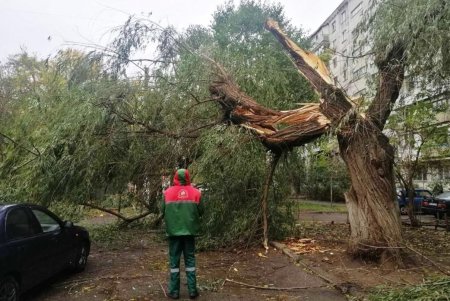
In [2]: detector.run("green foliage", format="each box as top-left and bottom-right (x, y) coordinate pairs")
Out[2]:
(288, 137), (350, 202)
(194, 126), (295, 249)
(291, 200), (347, 213)
(369, 277), (450, 301)
(0, 50), (175, 216)
(210, 1), (316, 109)
(430, 181), (445, 195)
(48, 201), (84, 223)
(0, 1), (312, 249)
(85, 224), (122, 247)
(318, 48), (334, 65)
(387, 95), (450, 191)
(372, 0), (450, 90)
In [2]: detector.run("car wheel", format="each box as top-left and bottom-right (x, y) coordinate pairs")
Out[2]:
(0, 276), (19, 301)
(73, 242), (89, 272)
(400, 206), (407, 215)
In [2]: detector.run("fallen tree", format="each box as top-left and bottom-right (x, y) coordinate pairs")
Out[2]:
(209, 19), (405, 262)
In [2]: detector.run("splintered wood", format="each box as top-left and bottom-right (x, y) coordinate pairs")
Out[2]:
(283, 238), (323, 255)
(209, 75), (331, 151)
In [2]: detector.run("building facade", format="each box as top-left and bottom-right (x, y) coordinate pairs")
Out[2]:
(310, 0), (377, 98)
(310, 0), (450, 191)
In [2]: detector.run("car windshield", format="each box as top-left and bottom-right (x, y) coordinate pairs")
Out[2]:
(417, 191), (432, 197)
(436, 192), (450, 200)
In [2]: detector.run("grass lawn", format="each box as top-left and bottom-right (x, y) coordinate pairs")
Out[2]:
(289, 199), (348, 213)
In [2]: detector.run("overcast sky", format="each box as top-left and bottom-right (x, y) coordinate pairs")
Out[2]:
(0, 0), (342, 61)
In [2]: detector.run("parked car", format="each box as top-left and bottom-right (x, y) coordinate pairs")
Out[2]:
(0, 204), (90, 301)
(422, 191), (450, 218)
(397, 189), (433, 215)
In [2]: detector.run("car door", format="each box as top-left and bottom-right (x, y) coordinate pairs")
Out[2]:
(3, 207), (46, 290)
(29, 208), (73, 271)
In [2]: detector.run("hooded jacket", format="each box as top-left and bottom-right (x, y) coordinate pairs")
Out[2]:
(162, 169), (203, 236)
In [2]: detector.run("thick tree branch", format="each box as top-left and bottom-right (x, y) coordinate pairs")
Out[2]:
(209, 73), (331, 151)
(81, 202), (155, 223)
(367, 43), (405, 130)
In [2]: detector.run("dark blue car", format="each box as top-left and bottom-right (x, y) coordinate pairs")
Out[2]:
(0, 204), (90, 301)
(422, 191), (450, 218)
(397, 189), (433, 215)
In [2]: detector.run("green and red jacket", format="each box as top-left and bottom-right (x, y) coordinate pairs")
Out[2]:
(162, 169), (203, 236)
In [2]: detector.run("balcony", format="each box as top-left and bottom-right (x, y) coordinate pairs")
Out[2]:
(312, 35), (330, 52)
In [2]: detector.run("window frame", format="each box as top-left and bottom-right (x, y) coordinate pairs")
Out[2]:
(31, 208), (63, 233)
(5, 207), (42, 241)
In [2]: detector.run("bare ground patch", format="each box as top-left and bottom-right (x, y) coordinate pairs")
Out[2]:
(23, 211), (449, 301)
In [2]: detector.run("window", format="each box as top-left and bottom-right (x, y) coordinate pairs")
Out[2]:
(413, 170), (428, 181)
(433, 98), (449, 110)
(351, 2), (363, 17)
(353, 65), (367, 79)
(6, 208), (40, 240)
(440, 167), (450, 180)
(355, 88), (366, 96)
(333, 58), (337, 68)
(332, 21), (336, 32)
(342, 30), (347, 43)
(445, 169), (450, 180)
(32, 209), (61, 233)
(341, 10), (347, 24)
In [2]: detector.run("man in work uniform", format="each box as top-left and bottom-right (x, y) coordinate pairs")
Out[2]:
(162, 168), (203, 299)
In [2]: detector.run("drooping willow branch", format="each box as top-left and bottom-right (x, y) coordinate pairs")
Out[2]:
(81, 202), (161, 225)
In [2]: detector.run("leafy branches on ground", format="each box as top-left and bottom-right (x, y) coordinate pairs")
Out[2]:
(369, 277), (450, 301)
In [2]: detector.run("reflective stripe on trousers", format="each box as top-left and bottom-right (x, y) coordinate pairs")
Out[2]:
(168, 235), (197, 295)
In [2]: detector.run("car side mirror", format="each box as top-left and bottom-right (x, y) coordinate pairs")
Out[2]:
(64, 221), (74, 228)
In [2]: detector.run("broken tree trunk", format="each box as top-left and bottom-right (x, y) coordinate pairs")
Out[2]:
(265, 19), (405, 261)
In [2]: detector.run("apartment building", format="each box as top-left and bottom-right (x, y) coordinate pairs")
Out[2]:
(311, 0), (377, 98)
(310, 0), (450, 190)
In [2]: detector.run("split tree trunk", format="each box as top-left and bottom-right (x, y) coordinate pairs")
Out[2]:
(265, 19), (406, 260)
(337, 127), (402, 258)
(208, 19), (406, 261)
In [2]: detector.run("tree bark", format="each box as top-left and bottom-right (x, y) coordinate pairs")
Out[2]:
(261, 151), (281, 251)
(337, 126), (402, 260)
